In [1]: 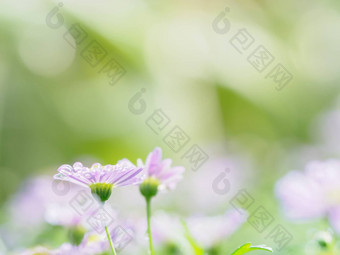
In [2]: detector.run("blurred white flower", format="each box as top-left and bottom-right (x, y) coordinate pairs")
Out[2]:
(186, 209), (247, 249)
(276, 159), (340, 233)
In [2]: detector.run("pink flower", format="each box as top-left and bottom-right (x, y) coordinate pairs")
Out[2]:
(138, 147), (185, 191)
(276, 159), (340, 233)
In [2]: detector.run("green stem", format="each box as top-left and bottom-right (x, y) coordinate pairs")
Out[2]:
(146, 198), (155, 255)
(105, 225), (116, 255)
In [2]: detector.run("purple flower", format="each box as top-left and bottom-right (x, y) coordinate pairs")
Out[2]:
(138, 147), (185, 192)
(9, 176), (87, 228)
(54, 160), (143, 202)
(276, 159), (340, 233)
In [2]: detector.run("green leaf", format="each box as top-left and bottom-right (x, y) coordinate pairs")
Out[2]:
(180, 219), (204, 255)
(231, 243), (273, 255)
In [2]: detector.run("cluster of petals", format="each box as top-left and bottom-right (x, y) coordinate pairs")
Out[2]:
(54, 160), (143, 188)
(138, 147), (185, 190)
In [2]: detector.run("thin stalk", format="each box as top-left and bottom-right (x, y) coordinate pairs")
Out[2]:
(105, 225), (116, 255)
(146, 198), (155, 255)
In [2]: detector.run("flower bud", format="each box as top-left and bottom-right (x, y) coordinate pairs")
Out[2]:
(139, 177), (160, 199)
(68, 225), (86, 246)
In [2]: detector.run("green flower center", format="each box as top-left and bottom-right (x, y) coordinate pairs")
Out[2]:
(90, 183), (113, 202)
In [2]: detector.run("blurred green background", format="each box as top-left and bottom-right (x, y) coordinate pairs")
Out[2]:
(1, 0), (340, 254)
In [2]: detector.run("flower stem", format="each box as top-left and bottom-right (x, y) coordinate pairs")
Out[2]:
(105, 225), (116, 255)
(146, 198), (155, 255)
